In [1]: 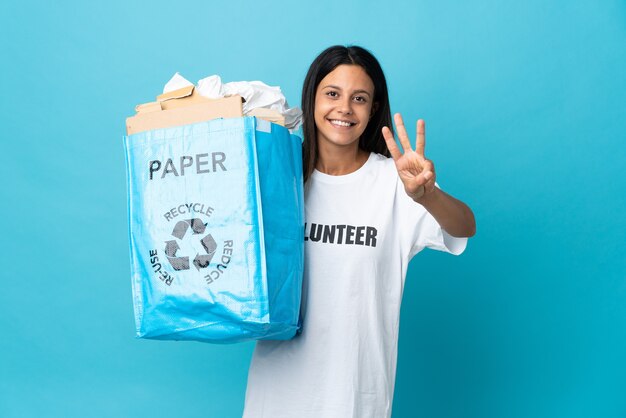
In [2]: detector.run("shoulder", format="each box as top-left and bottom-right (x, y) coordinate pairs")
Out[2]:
(368, 152), (396, 172)
(367, 152), (401, 186)
(365, 152), (410, 198)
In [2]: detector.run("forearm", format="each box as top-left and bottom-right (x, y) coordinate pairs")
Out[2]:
(417, 187), (476, 238)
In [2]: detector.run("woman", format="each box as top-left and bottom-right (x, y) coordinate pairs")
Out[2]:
(243, 45), (476, 418)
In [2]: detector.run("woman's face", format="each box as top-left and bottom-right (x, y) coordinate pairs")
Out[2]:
(314, 64), (375, 150)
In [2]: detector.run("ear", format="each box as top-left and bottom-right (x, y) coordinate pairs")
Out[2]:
(369, 102), (379, 119)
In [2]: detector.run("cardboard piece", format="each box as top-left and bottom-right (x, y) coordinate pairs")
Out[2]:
(126, 86), (244, 135)
(156, 85), (216, 111)
(126, 85), (287, 135)
(247, 107), (285, 126)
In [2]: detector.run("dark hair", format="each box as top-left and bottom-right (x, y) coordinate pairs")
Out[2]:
(301, 45), (393, 183)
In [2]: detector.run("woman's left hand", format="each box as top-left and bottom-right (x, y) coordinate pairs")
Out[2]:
(382, 113), (436, 203)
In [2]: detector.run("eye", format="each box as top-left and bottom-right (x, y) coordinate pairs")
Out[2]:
(326, 91), (338, 98)
(353, 96), (367, 103)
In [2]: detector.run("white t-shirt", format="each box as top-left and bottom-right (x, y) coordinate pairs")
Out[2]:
(242, 152), (468, 418)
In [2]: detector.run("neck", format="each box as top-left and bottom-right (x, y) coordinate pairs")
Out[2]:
(316, 142), (369, 176)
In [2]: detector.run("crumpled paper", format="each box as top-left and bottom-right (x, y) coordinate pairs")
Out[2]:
(163, 72), (302, 130)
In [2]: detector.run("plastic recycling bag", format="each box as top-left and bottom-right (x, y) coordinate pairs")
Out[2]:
(123, 116), (304, 343)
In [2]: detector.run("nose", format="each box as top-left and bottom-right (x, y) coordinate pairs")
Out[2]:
(337, 96), (353, 115)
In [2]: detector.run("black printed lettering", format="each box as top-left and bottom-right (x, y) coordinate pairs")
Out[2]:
(365, 227), (377, 247)
(310, 223), (322, 242)
(322, 225), (336, 243)
(212, 152), (226, 171)
(336, 225), (347, 244)
(196, 153), (210, 174)
(180, 156), (193, 175)
(345, 225), (355, 244)
(148, 153), (227, 180)
(304, 223), (378, 247)
(355, 226), (365, 245)
(149, 160), (161, 180)
(162, 159), (179, 178)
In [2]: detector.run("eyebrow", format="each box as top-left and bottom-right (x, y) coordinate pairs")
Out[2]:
(322, 85), (372, 97)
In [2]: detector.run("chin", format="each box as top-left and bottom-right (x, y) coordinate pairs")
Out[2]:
(321, 135), (361, 148)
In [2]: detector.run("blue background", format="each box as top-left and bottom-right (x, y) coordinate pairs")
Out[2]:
(1, 0), (625, 417)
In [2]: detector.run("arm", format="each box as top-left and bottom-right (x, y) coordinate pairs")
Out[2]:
(416, 186), (476, 238)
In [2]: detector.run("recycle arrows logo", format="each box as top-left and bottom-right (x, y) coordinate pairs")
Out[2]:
(164, 218), (217, 271)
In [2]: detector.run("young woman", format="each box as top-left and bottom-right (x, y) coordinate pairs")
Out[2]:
(243, 45), (476, 418)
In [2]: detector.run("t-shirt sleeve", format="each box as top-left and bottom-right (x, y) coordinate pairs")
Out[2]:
(396, 179), (468, 260)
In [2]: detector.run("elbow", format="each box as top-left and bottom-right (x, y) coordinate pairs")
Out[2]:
(442, 208), (476, 238)
(451, 224), (475, 238)
(446, 220), (475, 238)
(454, 207), (476, 238)
(466, 209), (476, 238)
(467, 223), (476, 238)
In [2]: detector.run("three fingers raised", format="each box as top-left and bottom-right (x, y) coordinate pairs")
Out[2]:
(382, 113), (427, 160)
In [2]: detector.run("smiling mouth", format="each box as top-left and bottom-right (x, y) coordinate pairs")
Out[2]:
(327, 118), (356, 127)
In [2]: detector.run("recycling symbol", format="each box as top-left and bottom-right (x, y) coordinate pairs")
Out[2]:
(164, 218), (217, 271)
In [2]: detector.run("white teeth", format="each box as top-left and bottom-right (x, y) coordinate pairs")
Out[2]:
(329, 119), (353, 127)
